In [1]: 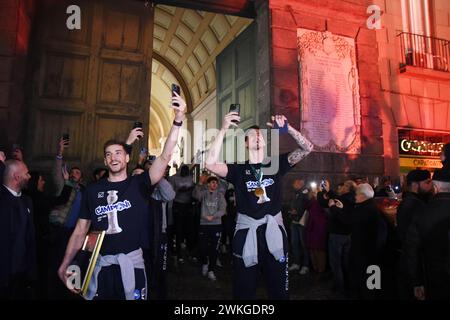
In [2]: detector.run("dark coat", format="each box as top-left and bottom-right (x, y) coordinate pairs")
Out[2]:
(406, 192), (450, 299)
(396, 192), (427, 249)
(319, 190), (354, 235)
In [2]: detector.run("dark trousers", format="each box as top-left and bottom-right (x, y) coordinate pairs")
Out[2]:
(232, 224), (289, 300)
(0, 273), (35, 300)
(199, 225), (222, 272)
(154, 233), (169, 300)
(95, 265), (147, 300)
(290, 223), (309, 267)
(328, 233), (350, 291)
(173, 202), (195, 255)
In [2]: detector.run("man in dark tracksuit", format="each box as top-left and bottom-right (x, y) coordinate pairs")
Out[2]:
(318, 180), (355, 293)
(0, 156), (37, 299)
(406, 169), (450, 300)
(205, 113), (313, 299)
(395, 169), (432, 299)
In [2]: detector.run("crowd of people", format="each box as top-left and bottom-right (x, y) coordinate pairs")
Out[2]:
(1, 97), (450, 300)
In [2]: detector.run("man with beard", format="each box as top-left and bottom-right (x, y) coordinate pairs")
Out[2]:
(396, 169), (433, 299)
(57, 92), (187, 300)
(0, 153), (36, 299)
(205, 114), (313, 299)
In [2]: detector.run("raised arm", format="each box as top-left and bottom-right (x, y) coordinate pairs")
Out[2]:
(205, 112), (240, 178)
(53, 137), (69, 195)
(149, 92), (187, 185)
(267, 115), (313, 166)
(286, 124), (313, 166)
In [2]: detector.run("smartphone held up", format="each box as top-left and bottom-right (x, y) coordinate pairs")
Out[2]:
(229, 103), (240, 124)
(172, 84), (181, 107)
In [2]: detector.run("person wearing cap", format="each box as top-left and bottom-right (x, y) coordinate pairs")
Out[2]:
(406, 169), (450, 300)
(395, 169), (433, 299)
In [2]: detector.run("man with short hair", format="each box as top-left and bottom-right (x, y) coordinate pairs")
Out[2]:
(58, 92), (187, 300)
(406, 169), (450, 300)
(329, 183), (386, 299)
(205, 113), (313, 299)
(0, 153), (36, 299)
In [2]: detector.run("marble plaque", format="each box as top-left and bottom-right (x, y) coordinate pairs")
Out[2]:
(297, 28), (361, 154)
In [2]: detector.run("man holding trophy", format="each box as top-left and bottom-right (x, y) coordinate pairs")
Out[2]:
(57, 92), (187, 300)
(205, 113), (314, 299)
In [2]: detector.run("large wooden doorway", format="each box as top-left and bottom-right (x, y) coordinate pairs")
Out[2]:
(25, 0), (154, 174)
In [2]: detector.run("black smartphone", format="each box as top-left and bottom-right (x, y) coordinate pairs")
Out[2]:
(148, 155), (156, 161)
(320, 178), (326, 189)
(229, 103), (240, 123)
(62, 133), (70, 141)
(172, 84), (180, 107)
(133, 121), (143, 129)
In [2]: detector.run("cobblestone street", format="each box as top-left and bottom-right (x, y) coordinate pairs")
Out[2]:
(166, 253), (345, 300)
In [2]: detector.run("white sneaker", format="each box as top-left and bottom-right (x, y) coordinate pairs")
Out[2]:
(216, 258), (223, 268)
(202, 264), (209, 276)
(288, 263), (300, 272)
(207, 271), (217, 281)
(299, 266), (309, 275)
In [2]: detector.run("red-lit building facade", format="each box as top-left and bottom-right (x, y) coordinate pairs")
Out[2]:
(0, 0), (449, 184)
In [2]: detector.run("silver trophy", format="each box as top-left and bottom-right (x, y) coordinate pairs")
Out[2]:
(106, 190), (122, 234)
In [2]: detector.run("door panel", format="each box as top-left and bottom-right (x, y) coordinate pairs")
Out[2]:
(27, 0), (153, 174)
(216, 22), (256, 162)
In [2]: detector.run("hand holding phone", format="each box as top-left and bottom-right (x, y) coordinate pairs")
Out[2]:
(172, 84), (181, 107)
(133, 122), (144, 140)
(229, 104), (240, 123)
(62, 133), (70, 144)
(273, 120), (288, 134)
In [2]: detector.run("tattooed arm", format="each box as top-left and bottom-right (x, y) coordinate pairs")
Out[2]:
(287, 124), (313, 166)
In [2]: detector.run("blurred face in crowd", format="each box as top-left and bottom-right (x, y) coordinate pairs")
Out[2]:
(293, 179), (304, 190)
(355, 189), (366, 204)
(416, 178), (433, 194)
(12, 148), (23, 161)
(199, 174), (208, 185)
(16, 162), (31, 191)
(246, 128), (266, 151)
(337, 184), (344, 196)
(208, 179), (218, 192)
(37, 175), (46, 192)
(70, 168), (82, 183)
(104, 144), (129, 174)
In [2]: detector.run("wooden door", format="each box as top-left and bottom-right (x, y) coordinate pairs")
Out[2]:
(216, 22), (256, 162)
(26, 0), (154, 175)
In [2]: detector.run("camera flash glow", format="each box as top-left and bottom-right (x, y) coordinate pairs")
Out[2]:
(310, 182), (317, 189)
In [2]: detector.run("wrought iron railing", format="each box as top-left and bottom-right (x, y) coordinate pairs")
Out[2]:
(398, 32), (450, 72)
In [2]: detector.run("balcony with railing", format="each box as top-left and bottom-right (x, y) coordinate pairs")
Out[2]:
(398, 32), (450, 78)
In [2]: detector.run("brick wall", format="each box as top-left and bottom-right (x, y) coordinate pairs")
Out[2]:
(269, 0), (384, 186)
(0, 0), (35, 152)
(374, 0), (450, 177)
